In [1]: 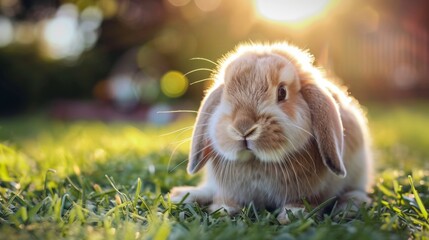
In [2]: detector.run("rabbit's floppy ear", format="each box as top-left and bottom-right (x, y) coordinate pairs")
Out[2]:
(301, 82), (346, 178)
(187, 85), (223, 174)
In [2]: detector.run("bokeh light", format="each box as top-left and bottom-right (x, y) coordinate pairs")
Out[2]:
(160, 71), (188, 98)
(97, 0), (118, 18)
(41, 3), (101, 59)
(194, 0), (222, 12)
(80, 6), (103, 49)
(42, 4), (82, 59)
(0, 16), (13, 47)
(80, 6), (103, 32)
(167, 0), (191, 7)
(254, 0), (333, 24)
(147, 104), (173, 125)
(109, 74), (141, 109)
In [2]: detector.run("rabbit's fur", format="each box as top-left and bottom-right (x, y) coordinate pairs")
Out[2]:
(170, 43), (372, 224)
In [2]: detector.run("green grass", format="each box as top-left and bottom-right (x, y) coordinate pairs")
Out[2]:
(1, 102), (429, 239)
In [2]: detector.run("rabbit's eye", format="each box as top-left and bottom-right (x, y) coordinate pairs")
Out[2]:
(277, 85), (287, 102)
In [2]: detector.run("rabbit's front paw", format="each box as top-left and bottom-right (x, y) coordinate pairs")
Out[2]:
(169, 186), (214, 204)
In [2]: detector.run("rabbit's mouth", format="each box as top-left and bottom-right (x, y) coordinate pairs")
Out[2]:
(236, 139), (290, 163)
(251, 147), (289, 163)
(236, 149), (255, 162)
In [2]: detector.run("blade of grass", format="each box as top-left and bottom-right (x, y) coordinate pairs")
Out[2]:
(408, 175), (428, 219)
(305, 196), (337, 220)
(44, 169), (56, 197)
(133, 178), (142, 206)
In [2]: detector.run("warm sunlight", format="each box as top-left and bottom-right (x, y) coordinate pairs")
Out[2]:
(254, 0), (334, 24)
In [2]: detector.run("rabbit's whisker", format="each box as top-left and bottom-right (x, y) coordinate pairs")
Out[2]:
(168, 158), (188, 173)
(157, 110), (213, 117)
(190, 57), (219, 66)
(160, 125), (194, 137)
(167, 137), (193, 171)
(184, 68), (215, 77)
(283, 122), (315, 138)
(190, 77), (215, 85)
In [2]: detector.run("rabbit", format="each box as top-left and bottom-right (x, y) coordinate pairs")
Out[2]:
(170, 42), (373, 224)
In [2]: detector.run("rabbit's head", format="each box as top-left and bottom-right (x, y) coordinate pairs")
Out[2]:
(188, 43), (346, 178)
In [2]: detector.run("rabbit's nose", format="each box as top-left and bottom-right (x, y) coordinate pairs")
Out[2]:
(228, 119), (260, 141)
(243, 139), (249, 149)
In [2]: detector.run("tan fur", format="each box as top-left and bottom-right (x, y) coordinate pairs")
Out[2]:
(187, 86), (223, 173)
(210, 138), (328, 207)
(170, 43), (372, 224)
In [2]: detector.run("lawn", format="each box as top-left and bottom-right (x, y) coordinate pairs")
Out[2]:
(0, 102), (429, 239)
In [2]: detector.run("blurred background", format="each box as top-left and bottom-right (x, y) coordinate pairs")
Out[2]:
(0, 0), (428, 122)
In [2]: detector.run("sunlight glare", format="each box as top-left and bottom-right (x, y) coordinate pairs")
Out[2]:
(254, 0), (333, 24)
